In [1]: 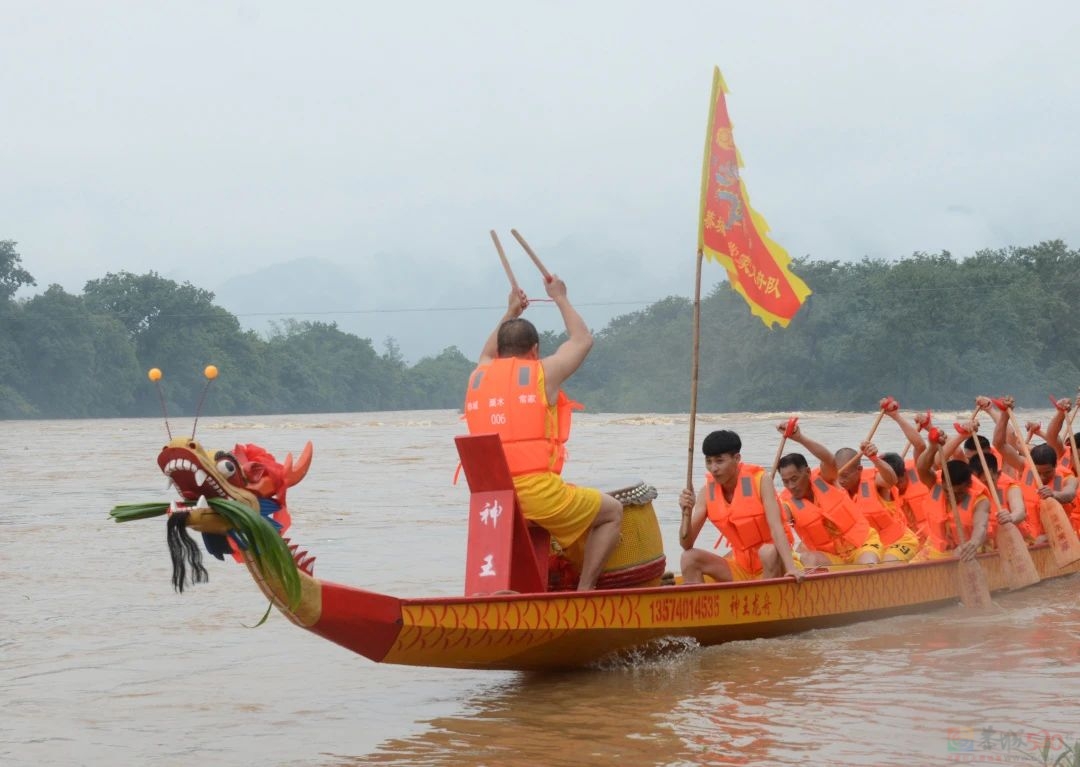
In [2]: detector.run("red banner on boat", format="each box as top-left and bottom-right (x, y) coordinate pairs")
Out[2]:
(697, 67), (810, 328)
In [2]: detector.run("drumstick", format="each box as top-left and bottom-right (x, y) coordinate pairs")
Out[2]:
(490, 230), (519, 293)
(510, 229), (553, 282)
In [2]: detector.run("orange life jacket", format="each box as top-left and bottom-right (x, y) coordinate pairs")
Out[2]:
(464, 358), (579, 476)
(898, 462), (933, 545)
(927, 475), (989, 551)
(1016, 465), (1078, 538)
(849, 467), (907, 546)
(780, 473), (870, 557)
(705, 463), (791, 573)
(989, 472), (1035, 540)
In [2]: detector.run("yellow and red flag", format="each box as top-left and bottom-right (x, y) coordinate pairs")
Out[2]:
(698, 67), (810, 327)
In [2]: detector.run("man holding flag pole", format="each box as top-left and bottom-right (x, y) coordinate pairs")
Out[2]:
(683, 67), (811, 578)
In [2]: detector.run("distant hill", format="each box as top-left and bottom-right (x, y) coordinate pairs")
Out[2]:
(210, 239), (691, 362)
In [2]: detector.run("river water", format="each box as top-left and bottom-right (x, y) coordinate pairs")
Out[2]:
(3, 409), (1078, 766)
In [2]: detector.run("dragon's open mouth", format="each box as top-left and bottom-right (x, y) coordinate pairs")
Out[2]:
(158, 447), (233, 502)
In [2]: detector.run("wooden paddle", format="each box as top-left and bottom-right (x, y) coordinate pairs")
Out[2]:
(510, 230), (553, 282)
(938, 449), (992, 608)
(1064, 388), (1080, 474)
(900, 409), (932, 459)
(838, 397), (896, 475)
(959, 421), (1040, 590)
(770, 418), (799, 480)
(489, 230), (520, 294)
(995, 398), (1080, 568)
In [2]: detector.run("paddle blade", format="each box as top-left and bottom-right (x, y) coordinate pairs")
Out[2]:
(994, 522), (1041, 590)
(957, 559), (992, 609)
(1039, 498), (1080, 568)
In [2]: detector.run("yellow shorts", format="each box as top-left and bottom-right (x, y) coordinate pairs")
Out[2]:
(724, 555), (759, 581)
(721, 551), (802, 581)
(513, 471), (602, 549)
(883, 528), (920, 562)
(815, 527), (883, 565)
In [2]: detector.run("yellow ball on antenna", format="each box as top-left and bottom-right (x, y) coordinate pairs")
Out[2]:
(204, 365), (219, 380)
(148, 368), (163, 382)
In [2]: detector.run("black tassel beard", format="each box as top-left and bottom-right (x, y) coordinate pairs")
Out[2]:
(166, 511), (210, 593)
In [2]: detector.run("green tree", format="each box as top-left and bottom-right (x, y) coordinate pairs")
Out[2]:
(0, 240), (35, 301)
(14, 285), (139, 416)
(82, 271), (269, 415)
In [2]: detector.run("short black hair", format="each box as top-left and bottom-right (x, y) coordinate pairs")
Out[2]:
(1031, 443), (1058, 468)
(777, 453), (809, 471)
(702, 430), (741, 458)
(497, 318), (540, 357)
(880, 452), (904, 477)
(963, 435), (990, 451)
(946, 459), (972, 486)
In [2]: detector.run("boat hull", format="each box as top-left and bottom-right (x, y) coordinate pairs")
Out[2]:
(305, 544), (1079, 671)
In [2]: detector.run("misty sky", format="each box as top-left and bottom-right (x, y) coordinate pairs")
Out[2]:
(3, 2), (1079, 358)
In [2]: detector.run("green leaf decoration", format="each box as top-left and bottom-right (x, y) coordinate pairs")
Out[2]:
(205, 497), (301, 610)
(107, 497), (301, 611)
(110, 502), (171, 521)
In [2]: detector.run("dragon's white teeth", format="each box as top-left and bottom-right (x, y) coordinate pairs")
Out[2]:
(194, 469), (207, 487)
(196, 494), (210, 510)
(166, 477), (175, 490)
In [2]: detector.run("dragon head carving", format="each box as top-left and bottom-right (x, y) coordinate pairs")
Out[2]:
(158, 436), (313, 561)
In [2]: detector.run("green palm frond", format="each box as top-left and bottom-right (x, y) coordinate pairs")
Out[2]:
(108, 498), (301, 610)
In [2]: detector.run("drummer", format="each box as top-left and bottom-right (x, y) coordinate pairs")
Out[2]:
(464, 280), (623, 591)
(678, 430), (802, 583)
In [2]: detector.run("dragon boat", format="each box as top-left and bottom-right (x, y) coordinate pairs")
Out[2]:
(115, 430), (1080, 672)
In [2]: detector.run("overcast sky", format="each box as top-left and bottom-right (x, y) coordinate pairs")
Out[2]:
(3, 2), (1079, 355)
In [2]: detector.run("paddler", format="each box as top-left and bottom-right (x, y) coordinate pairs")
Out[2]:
(967, 449), (1033, 541)
(678, 430), (803, 583)
(464, 280), (623, 591)
(991, 396), (1077, 542)
(914, 424), (991, 561)
(835, 438), (919, 562)
(880, 404), (933, 546)
(776, 423), (883, 567)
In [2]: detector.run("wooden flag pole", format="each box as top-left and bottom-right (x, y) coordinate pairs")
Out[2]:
(680, 249), (704, 545)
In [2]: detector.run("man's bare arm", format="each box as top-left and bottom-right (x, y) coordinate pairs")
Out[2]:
(539, 275), (593, 402)
(478, 288), (528, 364)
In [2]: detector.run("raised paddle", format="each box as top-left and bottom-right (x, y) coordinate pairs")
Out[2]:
(994, 398), (1080, 568)
(938, 448), (992, 608)
(900, 409), (932, 459)
(838, 397), (896, 475)
(489, 230), (520, 294)
(1063, 388), (1080, 474)
(770, 417), (799, 480)
(510, 229), (553, 282)
(957, 421), (1040, 590)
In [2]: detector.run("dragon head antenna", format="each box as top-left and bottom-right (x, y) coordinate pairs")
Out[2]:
(147, 367), (172, 439)
(190, 364), (218, 440)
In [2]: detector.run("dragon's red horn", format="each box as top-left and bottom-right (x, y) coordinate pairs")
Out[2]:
(283, 441), (314, 488)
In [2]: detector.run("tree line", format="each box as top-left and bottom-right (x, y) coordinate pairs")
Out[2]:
(1, 239), (1077, 419)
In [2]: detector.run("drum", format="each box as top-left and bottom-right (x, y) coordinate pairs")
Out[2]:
(548, 480), (667, 590)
